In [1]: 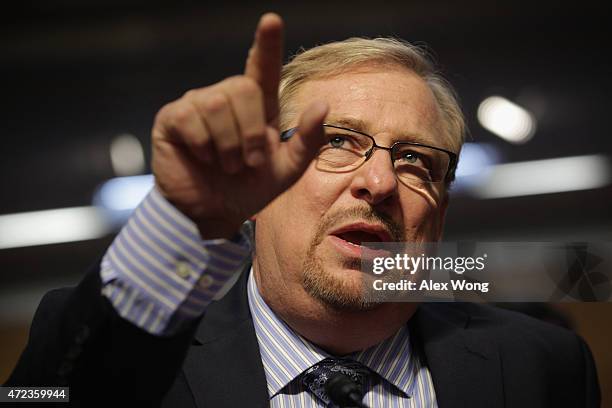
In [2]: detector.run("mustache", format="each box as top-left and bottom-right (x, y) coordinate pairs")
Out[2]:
(313, 206), (404, 244)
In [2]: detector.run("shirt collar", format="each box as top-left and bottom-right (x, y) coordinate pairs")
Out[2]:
(350, 323), (418, 399)
(247, 267), (417, 399)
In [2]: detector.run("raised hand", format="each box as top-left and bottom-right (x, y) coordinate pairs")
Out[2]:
(151, 13), (329, 239)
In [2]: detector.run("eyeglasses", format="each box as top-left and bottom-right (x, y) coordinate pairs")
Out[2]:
(281, 123), (458, 185)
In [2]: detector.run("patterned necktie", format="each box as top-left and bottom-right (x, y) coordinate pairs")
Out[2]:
(301, 357), (370, 407)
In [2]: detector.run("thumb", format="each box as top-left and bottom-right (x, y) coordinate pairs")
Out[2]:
(275, 100), (329, 181)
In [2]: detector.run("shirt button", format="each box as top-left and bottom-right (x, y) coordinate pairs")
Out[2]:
(176, 262), (191, 279)
(199, 275), (214, 289)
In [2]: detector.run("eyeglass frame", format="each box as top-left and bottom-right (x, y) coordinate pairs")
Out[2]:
(280, 123), (458, 183)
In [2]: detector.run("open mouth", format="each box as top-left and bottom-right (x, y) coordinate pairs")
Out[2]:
(329, 223), (394, 259)
(335, 230), (387, 247)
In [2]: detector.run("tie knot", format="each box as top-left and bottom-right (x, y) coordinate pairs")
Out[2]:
(301, 358), (370, 407)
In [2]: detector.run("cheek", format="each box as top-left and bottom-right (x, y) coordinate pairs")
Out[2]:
(290, 167), (347, 222)
(399, 190), (442, 237)
(270, 170), (346, 272)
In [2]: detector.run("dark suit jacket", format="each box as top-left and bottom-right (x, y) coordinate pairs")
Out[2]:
(7, 260), (601, 407)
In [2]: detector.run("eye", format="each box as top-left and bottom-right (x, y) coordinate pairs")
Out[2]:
(393, 145), (439, 182)
(397, 150), (426, 166)
(329, 136), (347, 148)
(400, 151), (420, 164)
(322, 131), (368, 152)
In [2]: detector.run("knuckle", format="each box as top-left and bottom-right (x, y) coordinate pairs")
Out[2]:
(171, 104), (197, 126)
(154, 102), (175, 124)
(182, 89), (199, 100)
(202, 92), (229, 113)
(191, 134), (211, 150)
(227, 75), (261, 97)
(237, 77), (261, 97)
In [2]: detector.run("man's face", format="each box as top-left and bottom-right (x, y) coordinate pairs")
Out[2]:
(255, 65), (451, 312)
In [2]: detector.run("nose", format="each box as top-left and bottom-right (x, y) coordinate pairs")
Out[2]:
(349, 148), (399, 206)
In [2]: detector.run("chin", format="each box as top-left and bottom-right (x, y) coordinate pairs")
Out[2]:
(301, 256), (380, 312)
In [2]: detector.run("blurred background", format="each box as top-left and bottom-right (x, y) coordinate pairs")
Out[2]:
(1, 0), (610, 403)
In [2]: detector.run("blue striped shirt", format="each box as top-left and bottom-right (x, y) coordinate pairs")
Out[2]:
(247, 268), (437, 407)
(100, 188), (438, 406)
(101, 187), (250, 335)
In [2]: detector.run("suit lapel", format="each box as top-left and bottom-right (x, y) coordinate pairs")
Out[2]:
(181, 265), (505, 408)
(183, 264), (269, 408)
(412, 303), (505, 408)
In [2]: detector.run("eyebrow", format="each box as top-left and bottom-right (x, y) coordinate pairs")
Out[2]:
(325, 116), (437, 146)
(327, 117), (369, 132)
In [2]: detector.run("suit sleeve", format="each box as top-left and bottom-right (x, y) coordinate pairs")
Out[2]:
(5, 189), (252, 406)
(577, 335), (601, 408)
(5, 261), (201, 406)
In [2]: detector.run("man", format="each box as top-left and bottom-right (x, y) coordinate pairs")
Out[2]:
(7, 13), (600, 407)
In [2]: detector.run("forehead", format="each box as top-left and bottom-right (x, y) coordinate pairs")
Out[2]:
(291, 66), (444, 147)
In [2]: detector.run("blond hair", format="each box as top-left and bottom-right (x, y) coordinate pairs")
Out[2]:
(279, 37), (465, 153)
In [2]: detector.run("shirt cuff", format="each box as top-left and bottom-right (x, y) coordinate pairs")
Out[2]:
(100, 187), (251, 336)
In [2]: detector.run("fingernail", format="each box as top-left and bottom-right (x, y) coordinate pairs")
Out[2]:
(247, 149), (265, 167)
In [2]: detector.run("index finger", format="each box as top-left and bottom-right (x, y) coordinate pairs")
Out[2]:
(244, 13), (284, 124)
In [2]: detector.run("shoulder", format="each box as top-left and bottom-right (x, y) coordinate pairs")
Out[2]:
(37, 287), (74, 310)
(427, 302), (583, 351)
(414, 303), (600, 405)
(419, 302), (594, 376)
(27, 288), (75, 333)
